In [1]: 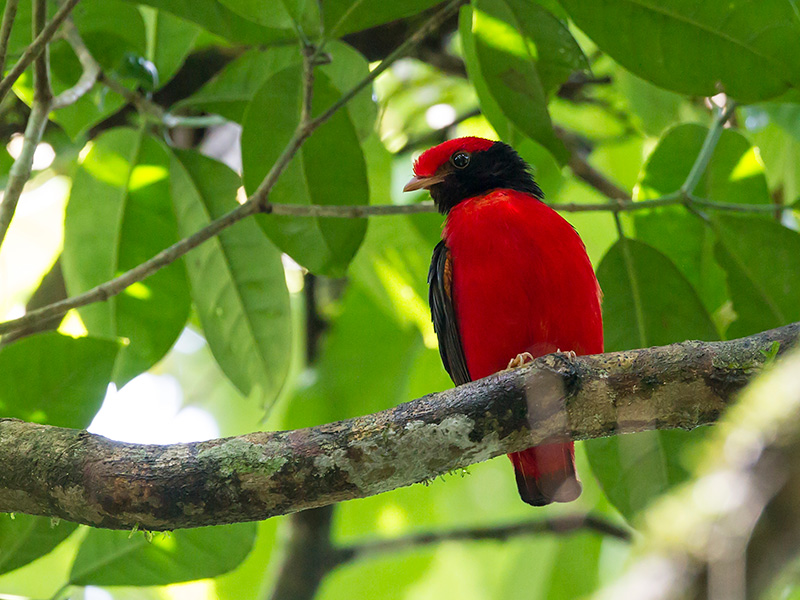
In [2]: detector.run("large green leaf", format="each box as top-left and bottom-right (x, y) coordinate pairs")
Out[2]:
(598, 238), (719, 351)
(62, 128), (191, 386)
(458, 6), (565, 194)
(0, 516), (78, 577)
(557, 0), (800, 102)
(632, 124), (770, 316)
(121, 0), (295, 44)
(69, 523), (257, 586)
(462, 0), (568, 163)
(0, 332), (118, 428)
(241, 65), (368, 276)
(180, 42), (375, 139)
(321, 0), (441, 37)
(169, 149), (292, 405)
(714, 214), (800, 338)
(586, 238), (719, 521)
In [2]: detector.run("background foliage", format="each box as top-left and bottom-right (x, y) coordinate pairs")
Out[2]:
(0, 0), (799, 598)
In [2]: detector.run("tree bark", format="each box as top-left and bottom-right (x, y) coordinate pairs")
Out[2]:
(0, 324), (797, 531)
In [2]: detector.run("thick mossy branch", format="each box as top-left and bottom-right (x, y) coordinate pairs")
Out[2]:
(0, 324), (797, 531)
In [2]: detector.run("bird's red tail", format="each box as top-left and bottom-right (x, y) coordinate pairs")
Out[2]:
(508, 443), (582, 506)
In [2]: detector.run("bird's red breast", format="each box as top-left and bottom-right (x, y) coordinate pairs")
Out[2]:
(444, 189), (602, 379)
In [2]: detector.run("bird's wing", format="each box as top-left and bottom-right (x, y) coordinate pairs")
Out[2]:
(428, 240), (471, 386)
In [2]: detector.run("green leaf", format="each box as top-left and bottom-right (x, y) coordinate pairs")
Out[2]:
(241, 65), (368, 276)
(169, 149), (292, 404)
(632, 124), (770, 315)
(0, 332), (118, 428)
(141, 8), (201, 90)
(586, 238), (719, 521)
(69, 523), (257, 586)
(322, 0), (441, 37)
(0, 516), (78, 577)
(180, 42), (375, 138)
(122, 0), (295, 44)
(463, 0), (568, 163)
(597, 237), (719, 351)
(557, 0), (800, 102)
(62, 129), (191, 386)
(714, 214), (800, 338)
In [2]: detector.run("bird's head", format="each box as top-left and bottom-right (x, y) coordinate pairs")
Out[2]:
(403, 136), (543, 213)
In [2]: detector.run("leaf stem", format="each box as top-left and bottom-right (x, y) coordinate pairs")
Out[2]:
(680, 102), (737, 197)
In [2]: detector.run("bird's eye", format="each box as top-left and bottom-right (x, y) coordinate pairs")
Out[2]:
(451, 151), (470, 169)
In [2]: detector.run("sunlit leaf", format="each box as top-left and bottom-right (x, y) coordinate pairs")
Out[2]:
(0, 516), (78, 577)
(169, 149), (292, 405)
(586, 238), (718, 522)
(557, 0), (800, 102)
(62, 128), (191, 385)
(70, 523), (257, 586)
(0, 332), (118, 428)
(462, 0), (568, 163)
(241, 65), (368, 276)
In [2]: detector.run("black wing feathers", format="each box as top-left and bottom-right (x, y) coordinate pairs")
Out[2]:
(428, 241), (471, 386)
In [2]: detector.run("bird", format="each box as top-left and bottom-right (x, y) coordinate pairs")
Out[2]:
(404, 136), (603, 506)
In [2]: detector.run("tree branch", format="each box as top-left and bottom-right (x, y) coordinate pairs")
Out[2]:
(0, 0), (80, 104)
(333, 513), (631, 566)
(0, 0), (52, 251)
(0, 324), (796, 531)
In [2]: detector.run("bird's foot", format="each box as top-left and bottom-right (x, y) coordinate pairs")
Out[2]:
(556, 349), (577, 360)
(506, 352), (535, 370)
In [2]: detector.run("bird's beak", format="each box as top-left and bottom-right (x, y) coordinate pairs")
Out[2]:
(403, 173), (446, 192)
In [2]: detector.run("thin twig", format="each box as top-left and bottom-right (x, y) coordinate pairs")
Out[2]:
(0, 0), (53, 252)
(0, 189), (781, 337)
(333, 514), (632, 565)
(51, 21), (99, 110)
(0, 0), (20, 75)
(0, 0), (462, 337)
(0, 0), (80, 104)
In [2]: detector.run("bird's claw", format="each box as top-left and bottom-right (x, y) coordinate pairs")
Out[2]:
(506, 352), (535, 370)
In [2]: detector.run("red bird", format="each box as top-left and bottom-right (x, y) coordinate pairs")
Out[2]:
(404, 137), (603, 505)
